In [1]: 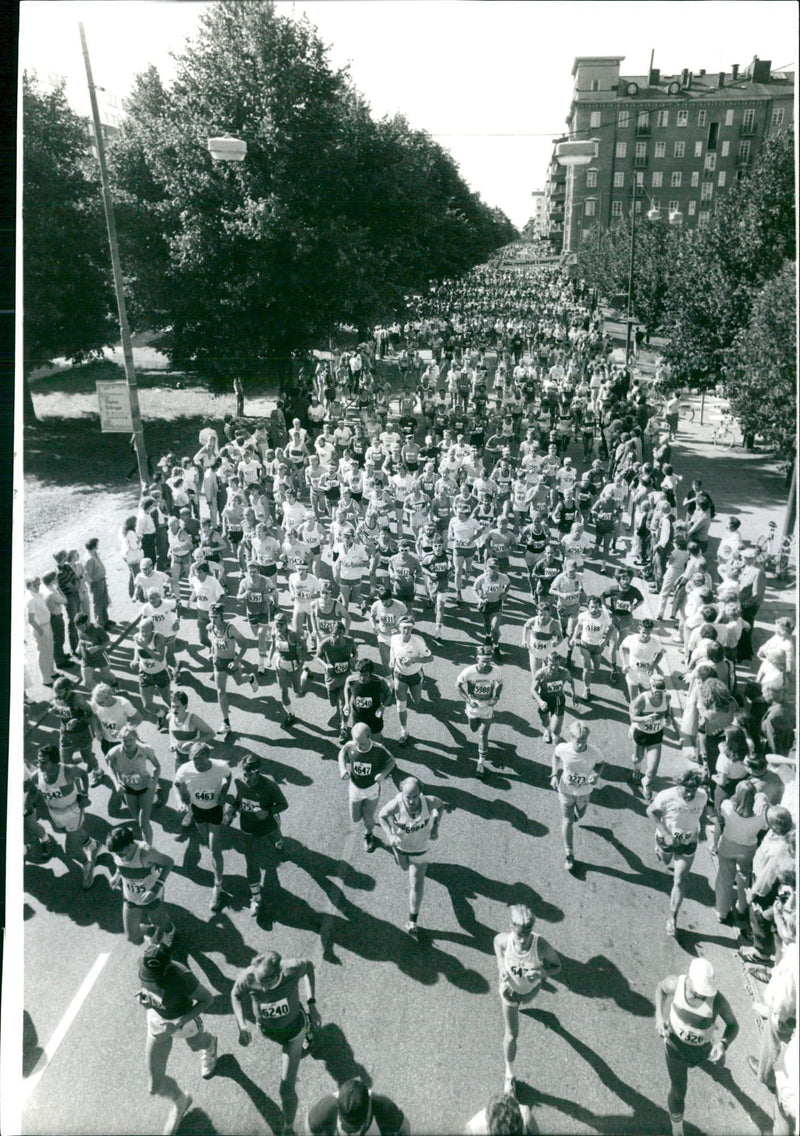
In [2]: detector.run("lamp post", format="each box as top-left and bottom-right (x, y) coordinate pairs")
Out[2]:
(79, 22), (148, 484)
(555, 138), (600, 257)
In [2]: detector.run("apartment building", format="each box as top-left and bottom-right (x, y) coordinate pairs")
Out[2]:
(545, 55), (794, 252)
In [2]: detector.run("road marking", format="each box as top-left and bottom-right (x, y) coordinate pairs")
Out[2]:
(22, 952), (110, 1106)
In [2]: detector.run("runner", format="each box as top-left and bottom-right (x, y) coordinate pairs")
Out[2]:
(288, 560), (321, 643)
(333, 526), (371, 630)
(378, 777), (444, 939)
(603, 567), (645, 681)
(231, 952), (321, 1136)
(317, 620), (358, 739)
(107, 822), (175, 945)
(307, 1077), (409, 1136)
(208, 603), (258, 739)
(521, 603), (562, 689)
(268, 610), (311, 726)
(223, 753), (288, 916)
(167, 690), (215, 769)
(456, 644), (504, 778)
(619, 617), (665, 700)
(342, 658), (393, 738)
(136, 941), (218, 1135)
(90, 683), (143, 761)
(32, 744), (100, 888)
(107, 726), (161, 843)
(551, 722), (606, 871)
(646, 769), (709, 936)
(628, 674), (677, 802)
(369, 588), (408, 674)
(493, 905), (562, 1097)
(448, 502), (488, 603)
(50, 675), (102, 785)
(173, 741), (232, 913)
(472, 559), (511, 658)
(133, 618), (171, 731)
(141, 589), (181, 678)
(569, 594), (613, 701)
(339, 723), (397, 852)
(654, 959), (739, 1136)
(187, 561), (225, 648)
(388, 616), (433, 745)
(237, 561), (275, 672)
(548, 558), (584, 643)
(532, 650), (576, 743)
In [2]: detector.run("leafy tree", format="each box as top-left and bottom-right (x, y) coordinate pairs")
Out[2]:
(661, 127), (795, 386)
(724, 261), (796, 457)
(109, 1), (515, 384)
(22, 72), (115, 420)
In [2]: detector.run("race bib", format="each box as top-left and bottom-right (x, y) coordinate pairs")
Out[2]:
(352, 762), (372, 778)
(259, 998), (290, 1021)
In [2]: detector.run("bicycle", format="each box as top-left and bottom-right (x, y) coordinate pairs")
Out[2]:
(711, 414), (736, 452)
(677, 395), (695, 422)
(755, 522), (796, 579)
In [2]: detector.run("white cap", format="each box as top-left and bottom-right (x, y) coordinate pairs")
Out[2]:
(688, 958), (717, 997)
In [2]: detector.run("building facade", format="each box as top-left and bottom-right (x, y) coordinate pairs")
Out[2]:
(545, 55), (794, 253)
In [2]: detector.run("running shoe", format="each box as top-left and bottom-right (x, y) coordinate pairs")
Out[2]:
(583, 690), (594, 702)
(181, 808), (194, 829)
(161, 923), (176, 948)
(630, 768), (643, 784)
(405, 920), (420, 940)
(283, 711), (296, 727)
(665, 918), (677, 936)
(503, 1073), (517, 1098)
(248, 674), (258, 692)
(543, 731), (552, 743)
(250, 893), (261, 917)
(493, 646), (503, 662)
(398, 731), (409, 746)
(564, 851), (575, 871)
(81, 859), (95, 889)
(338, 725), (349, 741)
(302, 1025), (314, 1054)
(200, 1036), (218, 1079)
(89, 768), (104, 788)
(476, 762), (486, 780)
(156, 715), (169, 734)
(217, 722), (231, 741)
(363, 832), (376, 853)
(641, 782), (653, 803)
(163, 1092), (192, 1136)
(210, 885), (224, 913)
(257, 660), (265, 674)
(274, 837), (284, 852)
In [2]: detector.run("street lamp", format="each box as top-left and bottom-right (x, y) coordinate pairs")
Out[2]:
(554, 138), (600, 258)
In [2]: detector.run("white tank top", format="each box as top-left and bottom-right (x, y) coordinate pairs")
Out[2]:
(503, 933), (544, 995)
(392, 794), (432, 854)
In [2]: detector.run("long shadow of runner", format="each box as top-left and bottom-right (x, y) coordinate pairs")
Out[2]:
(556, 952), (654, 1017)
(210, 1053), (284, 1135)
(520, 1007), (666, 1134)
(579, 824), (715, 906)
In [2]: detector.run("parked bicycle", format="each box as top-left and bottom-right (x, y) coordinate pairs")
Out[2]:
(755, 521), (797, 580)
(711, 413), (736, 452)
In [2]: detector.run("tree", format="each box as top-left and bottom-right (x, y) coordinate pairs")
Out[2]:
(109, 1), (514, 384)
(724, 261), (796, 457)
(22, 72), (115, 420)
(661, 127), (795, 386)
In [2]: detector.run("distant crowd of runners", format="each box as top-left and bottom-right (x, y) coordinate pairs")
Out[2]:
(24, 262), (796, 1136)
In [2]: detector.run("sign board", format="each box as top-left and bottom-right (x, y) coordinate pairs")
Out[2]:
(417, 349), (434, 362)
(96, 382), (133, 433)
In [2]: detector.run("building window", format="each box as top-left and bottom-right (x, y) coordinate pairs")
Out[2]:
(704, 152), (716, 171)
(657, 110), (669, 127)
(652, 171), (663, 187)
(725, 109), (734, 126)
(738, 140), (751, 163)
(590, 110), (601, 128)
(772, 107), (785, 126)
(613, 171), (625, 187)
(671, 171), (682, 187)
(673, 140), (685, 157)
(698, 210), (711, 228)
(701, 182), (713, 201)
(615, 141), (627, 158)
(742, 108), (755, 129)
(697, 109), (707, 126)
(586, 169), (598, 188)
(635, 170), (645, 185)
(669, 200), (680, 213)
(717, 171), (726, 187)
(721, 140), (730, 157)
(635, 199), (643, 214)
(584, 199), (596, 217)
(654, 141), (666, 158)
(635, 141), (647, 157)
(590, 79), (600, 92)
(637, 110), (650, 130)
(688, 200), (697, 216)
(612, 200), (623, 216)
(677, 109), (688, 127)
(694, 140), (703, 157)
(618, 109), (630, 128)
(691, 171), (700, 187)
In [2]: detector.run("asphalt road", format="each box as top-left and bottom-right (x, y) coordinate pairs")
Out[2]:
(17, 506), (779, 1136)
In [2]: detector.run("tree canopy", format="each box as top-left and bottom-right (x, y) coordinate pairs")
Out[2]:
(109, 0), (516, 379)
(22, 72), (115, 374)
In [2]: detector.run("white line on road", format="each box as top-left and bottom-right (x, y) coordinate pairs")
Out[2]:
(22, 952), (110, 1107)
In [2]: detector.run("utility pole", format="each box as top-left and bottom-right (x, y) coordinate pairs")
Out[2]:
(625, 181), (638, 364)
(79, 22), (148, 485)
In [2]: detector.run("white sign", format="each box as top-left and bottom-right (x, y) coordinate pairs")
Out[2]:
(96, 382), (133, 433)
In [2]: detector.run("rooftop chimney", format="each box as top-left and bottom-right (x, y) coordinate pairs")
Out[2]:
(649, 67), (660, 86)
(718, 71), (725, 88)
(751, 58), (771, 84)
(681, 68), (689, 86)
(731, 63), (739, 80)
(699, 69), (706, 76)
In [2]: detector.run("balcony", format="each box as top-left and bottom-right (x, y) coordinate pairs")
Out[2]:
(634, 155), (649, 168)
(739, 123), (756, 136)
(636, 123), (651, 136)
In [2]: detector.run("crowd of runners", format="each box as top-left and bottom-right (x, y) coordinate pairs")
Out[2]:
(23, 262), (797, 1136)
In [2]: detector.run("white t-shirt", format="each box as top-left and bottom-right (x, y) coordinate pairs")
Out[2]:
(174, 759), (230, 808)
(190, 574), (225, 612)
(652, 786), (708, 840)
(390, 633), (432, 676)
(575, 608), (612, 645)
